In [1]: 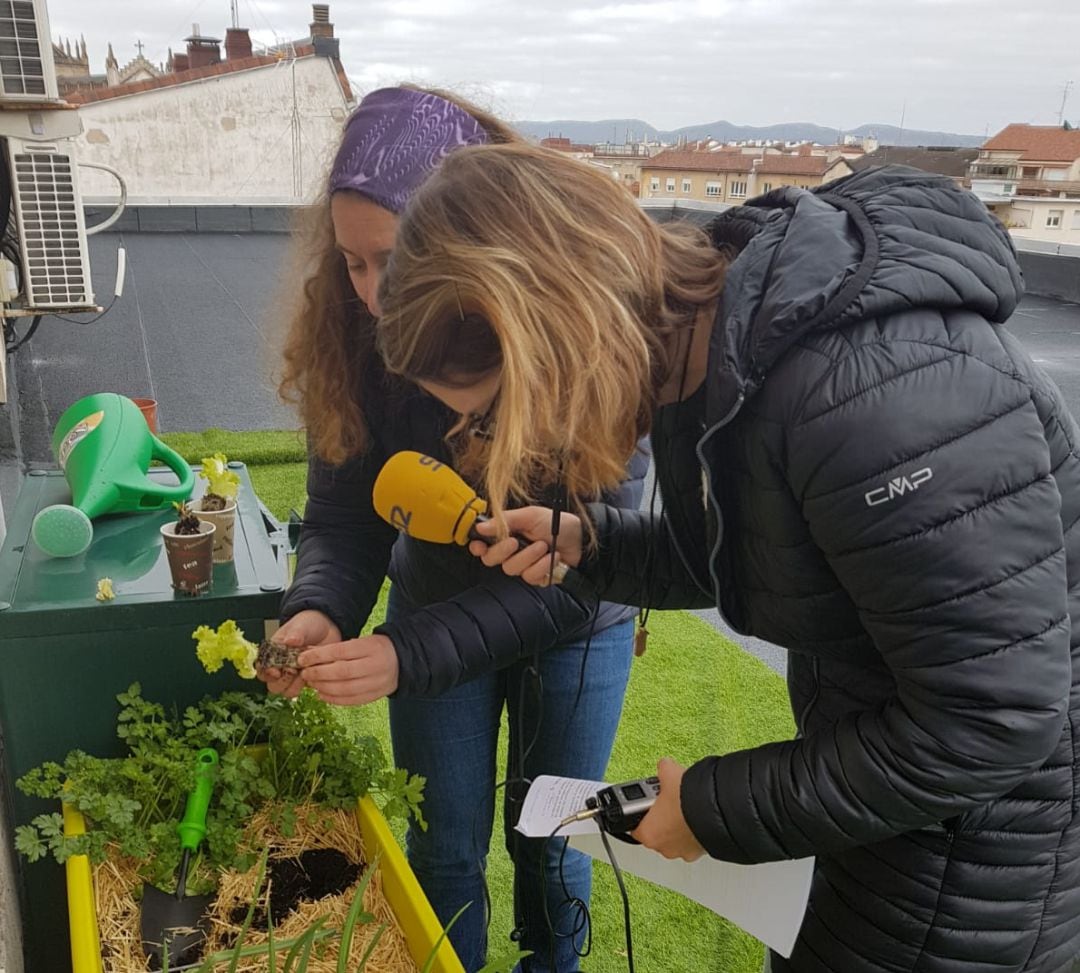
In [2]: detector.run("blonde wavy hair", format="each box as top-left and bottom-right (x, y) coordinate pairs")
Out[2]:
(377, 142), (728, 521)
(277, 87), (520, 464)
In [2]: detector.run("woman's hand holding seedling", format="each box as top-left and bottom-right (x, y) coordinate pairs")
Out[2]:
(299, 634), (400, 706)
(258, 609), (342, 697)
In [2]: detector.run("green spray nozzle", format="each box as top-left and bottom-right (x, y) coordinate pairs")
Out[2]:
(177, 748), (219, 852)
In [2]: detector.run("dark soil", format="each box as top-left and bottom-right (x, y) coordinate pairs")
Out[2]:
(227, 848), (364, 932)
(200, 493), (228, 512)
(256, 639), (302, 674)
(174, 508), (203, 535)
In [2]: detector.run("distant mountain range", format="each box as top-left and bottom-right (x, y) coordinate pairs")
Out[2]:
(515, 118), (985, 148)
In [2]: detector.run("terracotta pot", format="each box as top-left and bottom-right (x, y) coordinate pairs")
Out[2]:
(195, 497), (237, 563)
(160, 521), (215, 595)
(131, 397), (159, 434)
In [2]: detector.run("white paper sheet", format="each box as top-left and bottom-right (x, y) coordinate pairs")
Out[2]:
(516, 774), (814, 959)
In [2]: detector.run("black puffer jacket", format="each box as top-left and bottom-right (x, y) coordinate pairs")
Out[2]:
(574, 167), (1080, 973)
(279, 373), (646, 697)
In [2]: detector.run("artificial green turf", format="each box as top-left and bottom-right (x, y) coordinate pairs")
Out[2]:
(168, 430), (796, 973)
(162, 428), (307, 468)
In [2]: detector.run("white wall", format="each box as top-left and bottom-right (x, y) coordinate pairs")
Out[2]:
(1008, 197), (1080, 244)
(74, 56), (351, 203)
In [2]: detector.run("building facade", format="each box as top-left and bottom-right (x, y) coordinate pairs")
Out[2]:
(640, 150), (755, 204)
(590, 143), (658, 195)
(1007, 198), (1080, 245)
(63, 7), (352, 203)
(755, 152), (851, 194)
(640, 149), (850, 204)
(968, 124), (1080, 243)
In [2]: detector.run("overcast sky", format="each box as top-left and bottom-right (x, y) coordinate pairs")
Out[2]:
(45, 0), (1079, 136)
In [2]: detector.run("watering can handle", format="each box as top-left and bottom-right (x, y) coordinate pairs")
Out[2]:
(149, 436), (196, 501)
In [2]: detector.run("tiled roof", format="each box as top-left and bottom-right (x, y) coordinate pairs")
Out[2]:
(642, 150), (753, 173)
(63, 48), (354, 104)
(981, 124), (1080, 163)
(756, 154), (833, 176)
(850, 146), (979, 178)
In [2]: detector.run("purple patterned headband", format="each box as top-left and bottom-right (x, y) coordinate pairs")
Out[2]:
(328, 87), (489, 214)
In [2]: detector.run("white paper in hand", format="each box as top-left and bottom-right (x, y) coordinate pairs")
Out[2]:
(516, 775), (814, 959)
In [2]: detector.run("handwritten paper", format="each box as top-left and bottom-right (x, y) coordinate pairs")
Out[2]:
(516, 775), (814, 959)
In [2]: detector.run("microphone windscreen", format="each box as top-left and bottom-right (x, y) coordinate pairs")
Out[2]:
(372, 451), (488, 546)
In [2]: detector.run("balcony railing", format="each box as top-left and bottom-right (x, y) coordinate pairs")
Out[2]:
(1016, 178), (1080, 197)
(969, 166), (1018, 180)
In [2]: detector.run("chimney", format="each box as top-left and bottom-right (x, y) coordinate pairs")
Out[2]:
(171, 51), (190, 72)
(185, 23), (222, 70)
(225, 27), (253, 61)
(310, 4), (334, 39)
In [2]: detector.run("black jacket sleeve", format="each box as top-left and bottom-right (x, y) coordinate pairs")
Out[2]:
(680, 333), (1071, 863)
(278, 447), (399, 638)
(375, 574), (597, 697)
(567, 503), (715, 610)
(377, 440), (650, 696)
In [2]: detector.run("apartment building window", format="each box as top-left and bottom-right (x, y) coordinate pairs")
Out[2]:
(682, 179), (692, 194)
(1072, 210), (1080, 230)
(1011, 207), (1033, 229)
(730, 180), (748, 198)
(705, 181), (723, 197)
(650, 177), (660, 192)
(1047, 209), (1064, 228)
(762, 182), (773, 193)
(666, 177), (676, 192)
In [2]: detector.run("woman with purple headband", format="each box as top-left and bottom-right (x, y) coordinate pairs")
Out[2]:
(262, 87), (645, 973)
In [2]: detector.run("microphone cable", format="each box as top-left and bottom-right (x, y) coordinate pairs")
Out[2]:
(598, 828), (636, 973)
(540, 815), (636, 973)
(509, 470), (566, 957)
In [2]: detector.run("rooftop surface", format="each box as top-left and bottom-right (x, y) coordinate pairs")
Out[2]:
(12, 231), (297, 466)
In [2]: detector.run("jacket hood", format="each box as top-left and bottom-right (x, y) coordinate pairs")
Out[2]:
(703, 165), (1024, 424)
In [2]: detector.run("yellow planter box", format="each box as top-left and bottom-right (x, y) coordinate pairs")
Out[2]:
(63, 796), (464, 973)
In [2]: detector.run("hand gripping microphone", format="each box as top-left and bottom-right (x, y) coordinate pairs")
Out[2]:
(372, 451), (567, 581)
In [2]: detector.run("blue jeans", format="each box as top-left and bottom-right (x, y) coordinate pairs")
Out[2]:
(387, 589), (634, 973)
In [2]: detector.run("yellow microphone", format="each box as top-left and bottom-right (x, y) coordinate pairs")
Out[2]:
(372, 450), (489, 545)
(372, 451), (567, 581)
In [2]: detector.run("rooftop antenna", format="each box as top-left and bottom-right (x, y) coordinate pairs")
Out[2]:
(897, 100), (907, 147)
(230, 0), (240, 29)
(1057, 81), (1073, 126)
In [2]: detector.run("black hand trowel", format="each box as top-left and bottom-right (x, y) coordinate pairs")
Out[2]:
(140, 747), (219, 968)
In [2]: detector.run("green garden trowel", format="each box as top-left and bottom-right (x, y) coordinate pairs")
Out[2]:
(141, 748), (219, 968)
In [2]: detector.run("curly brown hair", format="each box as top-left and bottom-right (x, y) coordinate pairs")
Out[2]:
(277, 87), (520, 464)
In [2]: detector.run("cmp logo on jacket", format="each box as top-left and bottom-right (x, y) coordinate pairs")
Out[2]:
(865, 467), (934, 507)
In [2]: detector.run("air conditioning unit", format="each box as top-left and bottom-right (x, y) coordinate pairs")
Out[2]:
(5, 136), (94, 310)
(0, 0), (59, 102)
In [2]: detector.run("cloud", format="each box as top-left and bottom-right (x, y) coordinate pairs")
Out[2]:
(43, 0), (1080, 134)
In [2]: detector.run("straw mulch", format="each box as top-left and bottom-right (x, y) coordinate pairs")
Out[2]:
(94, 803), (418, 972)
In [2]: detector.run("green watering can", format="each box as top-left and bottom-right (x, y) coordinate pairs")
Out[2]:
(31, 393), (194, 558)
